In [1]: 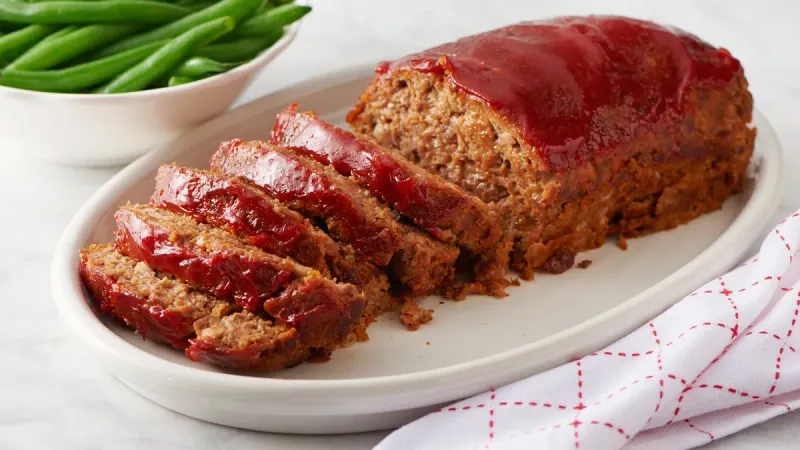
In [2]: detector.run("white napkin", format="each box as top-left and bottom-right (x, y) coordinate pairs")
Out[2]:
(376, 208), (800, 450)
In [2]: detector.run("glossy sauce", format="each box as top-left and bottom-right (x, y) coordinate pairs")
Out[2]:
(211, 140), (401, 266)
(114, 207), (293, 312)
(151, 165), (328, 271)
(271, 107), (464, 232)
(377, 16), (742, 170)
(81, 262), (194, 348)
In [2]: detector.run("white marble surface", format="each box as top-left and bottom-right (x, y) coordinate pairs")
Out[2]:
(2, 0), (800, 448)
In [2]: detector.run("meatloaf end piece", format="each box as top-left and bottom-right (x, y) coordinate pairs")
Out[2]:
(114, 204), (365, 348)
(79, 244), (229, 348)
(80, 246), (309, 372)
(151, 164), (338, 274)
(270, 105), (503, 253)
(348, 16), (755, 279)
(210, 139), (459, 297)
(187, 310), (309, 372)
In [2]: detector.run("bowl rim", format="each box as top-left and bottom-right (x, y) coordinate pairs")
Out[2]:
(50, 64), (784, 413)
(0, 2), (306, 100)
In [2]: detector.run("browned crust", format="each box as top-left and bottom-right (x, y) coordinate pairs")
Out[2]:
(348, 68), (754, 279)
(210, 139), (461, 298)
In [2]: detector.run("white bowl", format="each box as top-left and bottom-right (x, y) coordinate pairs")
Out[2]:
(51, 64), (783, 434)
(0, 13), (303, 168)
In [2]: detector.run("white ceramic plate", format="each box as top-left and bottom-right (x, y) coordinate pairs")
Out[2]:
(52, 65), (783, 434)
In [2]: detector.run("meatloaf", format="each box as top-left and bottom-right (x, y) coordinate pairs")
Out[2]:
(348, 15), (755, 279)
(80, 245), (308, 371)
(150, 164), (393, 325)
(270, 105), (502, 252)
(113, 204), (364, 348)
(210, 139), (460, 297)
(151, 164), (338, 274)
(270, 105), (511, 296)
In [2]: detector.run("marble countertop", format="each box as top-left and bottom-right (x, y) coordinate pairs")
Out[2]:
(3, 0), (799, 448)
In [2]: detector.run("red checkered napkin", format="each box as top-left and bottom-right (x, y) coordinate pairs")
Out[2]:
(376, 209), (800, 450)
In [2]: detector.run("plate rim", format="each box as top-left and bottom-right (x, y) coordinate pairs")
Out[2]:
(51, 64), (784, 414)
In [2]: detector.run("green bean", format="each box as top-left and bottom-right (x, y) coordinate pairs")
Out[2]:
(0, 40), (167, 92)
(0, 24), (56, 61)
(98, 16), (235, 93)
(0, 0), (191, 25)
(8, 24), (141, 70)
(166, 74), (194, 86)
(235, 3), (309, 37)
(196, 27), (283, 62)
(93, 0), (261, 57)
(173, 56), (243, 78)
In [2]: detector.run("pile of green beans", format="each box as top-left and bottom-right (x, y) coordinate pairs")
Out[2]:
(0, 0), (310, 93)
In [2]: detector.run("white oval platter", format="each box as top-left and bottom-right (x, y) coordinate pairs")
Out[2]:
(52, 64), (783, 434)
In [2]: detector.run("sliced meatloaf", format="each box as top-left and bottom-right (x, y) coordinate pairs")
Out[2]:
(210, 139), (460, 297)
(151, 164), (393, 327)
(113, 204), (365, 348)
(188, 310), (308, 372)
(80, 245), (307, 372)
(80, 244), (229, 348)
(270, 105), (502, 252)
(348, 16), (755, 279)
(151, 164), (338, 274)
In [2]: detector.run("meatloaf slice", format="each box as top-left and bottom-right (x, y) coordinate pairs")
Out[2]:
(79, 244), (229, 348)
(150, 164), (393, 326)
(210, 139), (459, 297)
(187, 310), (308, 372)
(151, 164), (338, 274)
(80, 245), (307, 372)
(270, 105), (502, 253)
(113, 204), (365, 348)
(348, 16), (755, 279)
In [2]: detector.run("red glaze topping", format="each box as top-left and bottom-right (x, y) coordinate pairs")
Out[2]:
(377, 16), (743, 170)
(211, 139), (402, 266)
(151, 165), (330, 271)
(185, 338), (267, 370)
(114, 207), (293, 312)
(80, 257), (194, 348)
(263, 277), (364, 348)
(271, 105), (464, 240)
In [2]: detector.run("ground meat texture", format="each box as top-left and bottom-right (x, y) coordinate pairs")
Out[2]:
(210, 139), (402, 266)
(115, 204), (308, 311)
(150, 164), (392, 325)
(210, 139), (460, 298)
(398, 299), (433, 331)
(270, 105), (503, 254)
(263, 277), (364, 348)
(187, 310), (309, 372)
(113, 205), (366, 349)
(151, 164), (338, 274)
(79, 244), (229, 348)
(348, 16), (755, 281)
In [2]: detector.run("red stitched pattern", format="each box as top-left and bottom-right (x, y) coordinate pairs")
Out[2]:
(667, 374), (687, 385)
(775, 228), (794, 263)
(743, 330), (798, 353)
(687, 382), (761, 399)
(764, 400), (792, 411)
(684, 418), (715, 441)
(768, 296), (800, 395)
(587, 420), (630, 439)
(573, 361), (584, 448)
(688, 275), (777, 296)
(646, 322), (665, 424)
(591, 375), (656, 407)
(720, 279), (740, 338)
(486, 387), (496, 448)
